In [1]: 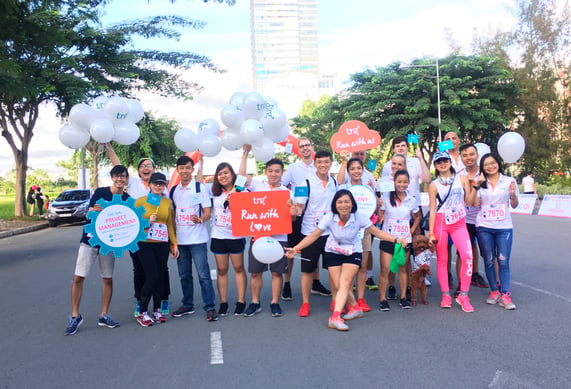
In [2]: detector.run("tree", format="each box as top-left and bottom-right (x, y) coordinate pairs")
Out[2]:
(0, 0), (224, 216)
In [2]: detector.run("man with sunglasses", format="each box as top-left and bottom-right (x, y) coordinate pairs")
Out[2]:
(281, 138), (331, 300)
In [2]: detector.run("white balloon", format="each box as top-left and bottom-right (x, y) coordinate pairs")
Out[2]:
(199, 135), (222, 157)
(252, 137), (275, 162)
(220, 128), (244, 151)
(240, 119), (264, 145)
(264, 96), (278, 108)
(242, 92), (266, 120)
(92, 96), (108, 112)
(261, 106), (287, 132)
(474, 142), (491, 165)
(89, 118), (115, 143)
(229, 92), (246, 108)
(125, 99), (144, 123)
(220, 104), (246, 129)
(69, 103), (97, 132)
(113, 122), (140, 145)
(266, 123), (290, 143)
(59, 124), (91, 149)
(252, 236), (284, 264)
(104, 96), (129, 121)
(198, 118), (221, 138)
(174, 128), (199, 152)
(497, 132), (525, 163)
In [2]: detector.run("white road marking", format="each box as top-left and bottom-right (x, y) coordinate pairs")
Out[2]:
(488, 370), (502, 388)
(210, 331), (224, 365)
(511, 280), (571, 303)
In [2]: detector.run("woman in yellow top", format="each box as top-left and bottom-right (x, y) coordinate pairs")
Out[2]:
(134, 172), (179, 327)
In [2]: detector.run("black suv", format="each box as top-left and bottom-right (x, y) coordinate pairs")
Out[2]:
(47, 189), (91, 227)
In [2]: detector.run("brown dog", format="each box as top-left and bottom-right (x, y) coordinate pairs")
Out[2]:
(410, 235), (434, 306)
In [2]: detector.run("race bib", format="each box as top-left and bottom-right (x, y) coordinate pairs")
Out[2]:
(444, 206), (466, 225)
(387, 218), (410, 238)
(148, 222), (168, 242)
(214, 207), (232, 227)
(481, 203), (506, 221)
(326, 238), (353, 256)
(176, 208), (196, 226)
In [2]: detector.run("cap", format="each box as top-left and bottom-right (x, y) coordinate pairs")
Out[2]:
(149, 172), (167, 184)
(433, 151), (451, 163)
(138, 157), (155, 169)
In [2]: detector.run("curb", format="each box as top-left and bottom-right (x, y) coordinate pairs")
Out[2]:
(0, 222), (50, 240)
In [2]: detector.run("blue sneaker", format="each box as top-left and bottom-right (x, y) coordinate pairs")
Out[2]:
(160, 300), (169, 315)
(244, 303), (262, 317)
(270, 303), (283, 317)
(65, 315), (83, 335)
(98, 314), (120, 328)
(134, 301), (141, 318)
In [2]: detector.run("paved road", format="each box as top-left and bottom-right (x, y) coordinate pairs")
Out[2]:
(0, 215), (570, 389)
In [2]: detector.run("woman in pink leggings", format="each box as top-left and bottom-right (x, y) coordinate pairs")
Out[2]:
(428, 151), (477, 312)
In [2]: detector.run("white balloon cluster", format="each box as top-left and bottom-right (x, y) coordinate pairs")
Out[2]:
(174, 118), (222, 157)
(220, 92), (290, 162)
(59, 96), (144, 149)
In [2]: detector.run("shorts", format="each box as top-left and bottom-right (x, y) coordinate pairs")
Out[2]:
(299, 235), (327, 273)
(379, 240), (411, 255)
(362, 229), (372, 252)
(74, 242), (115, 278)
(448, 223), (477, 246)
(248, 239), (288, 274)
(287, 217), (303, 247)
(210, 238), (246, 255)
(323, 251), (362, 268)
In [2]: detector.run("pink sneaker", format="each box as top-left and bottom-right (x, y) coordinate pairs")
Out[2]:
(328, 316), (349, 331)
(357, 298), (371, 312)
(342, 306), (364, 321)
(486, 291), (501, 305)
(456, 294), (475, 313)
(299, 302), (310, 317)
(499, 293), (516, 310)
(440, 294), (452, 309)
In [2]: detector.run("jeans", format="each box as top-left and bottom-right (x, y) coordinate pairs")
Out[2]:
(177, 243), (216, 311)
(476, 227), (513, 293)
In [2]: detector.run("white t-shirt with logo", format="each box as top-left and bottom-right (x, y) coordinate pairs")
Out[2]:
(318, 212), (372, 255)
(382, 157), (422, 203)
(476, 174), (519, 229)
(281, 160), (316, 188)
(299, 173), (337, 236)
(380, 192), (419, 243)
(211, 191), (238, 240)
(172, 179), (212, 245)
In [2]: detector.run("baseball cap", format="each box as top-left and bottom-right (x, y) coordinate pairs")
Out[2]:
(149, 172), (167, 184)
(433, 151), (451, 163)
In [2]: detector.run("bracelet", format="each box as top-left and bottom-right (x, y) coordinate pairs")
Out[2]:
(295, 248), (301, 254)
(473, 185), (480, 190)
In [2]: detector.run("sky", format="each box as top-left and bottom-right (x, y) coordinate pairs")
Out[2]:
(0, 0), (519, 177)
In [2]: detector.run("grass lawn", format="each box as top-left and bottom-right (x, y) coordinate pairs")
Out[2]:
(0, 195), (48, 220)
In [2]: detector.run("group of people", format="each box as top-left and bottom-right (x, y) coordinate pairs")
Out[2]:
(64, 131), (520, 335)
(27, 185), (47, 217)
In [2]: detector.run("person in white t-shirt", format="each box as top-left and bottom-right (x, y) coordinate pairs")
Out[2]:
(285, 189), (407, 331)
(522, 172), (535, 194)
(474, 153), (519, 310)
(239, 146), (296, 317)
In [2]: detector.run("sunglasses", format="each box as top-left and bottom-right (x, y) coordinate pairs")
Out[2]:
(434, 159), (450, 165)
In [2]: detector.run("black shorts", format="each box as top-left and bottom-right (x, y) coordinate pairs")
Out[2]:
(287, 217), (303, 247)
(323, 251), (362, 268)
(299, 235), (327, 273)
(379, 240), (411, 255)
(210, 238), (246, 255)
(466, 223), (477, 244)
(248, 239), (288, 274)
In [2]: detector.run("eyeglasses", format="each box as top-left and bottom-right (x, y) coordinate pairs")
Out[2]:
(112, 174), (128, 179)
(139, 164), (154, 169)
(299, 144), (312, 148)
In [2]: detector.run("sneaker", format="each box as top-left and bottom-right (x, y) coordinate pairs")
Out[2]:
(311, 281), (331, 296)
(207, 309), (219, 321)
(98, 314), (119, 328)
(234, 302), (246, 316)
(406, 287), (412, 301)
(486, 291), (501, 305)
(400, 298), (412, 309)
(64, 315), (83, 335)
(244, 303), (262, 317)
(357, 298), (371, 312)
(330, 300), (346, 314)
(455, 294), (475, 313)
(440, 294), (452, 309)
(366, 277), (378, 290)
(281, 282), (292, 301)
(134, 301), (141, 318)
(379, 300), (391, 311)
(424, 277), (431, 287)
(453, 286), (461, 298)
(342, 306), (364, 320)
(299, 302), (310, 317)
(270, 303), (283, 317)
(218, 302), (229, 317)
(153, 309), (166, 323)
(160, 300), (169, 315)
(171, 305), (195, 318)
(387, 286), (397, 300)
(328, 316), (349, 331)
(137, 312), (154, 327)
(471, 273), (489, 288)
(499, 293), (516, 310)
(448, 273), (455, 289)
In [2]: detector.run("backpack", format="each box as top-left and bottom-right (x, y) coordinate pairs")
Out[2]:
(169, 181), (203, 217)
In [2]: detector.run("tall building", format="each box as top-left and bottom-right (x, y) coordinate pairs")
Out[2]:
(250, 0), (321, 115)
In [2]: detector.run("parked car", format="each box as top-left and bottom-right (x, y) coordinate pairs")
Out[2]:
(47, 189), (91, 227)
